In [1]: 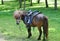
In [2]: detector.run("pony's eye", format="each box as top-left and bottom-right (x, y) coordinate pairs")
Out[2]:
(16, 17), (20, 19)
(18, 17), (20, 19)
(16, 18), (18, 19)
(16, 17), (20, 20)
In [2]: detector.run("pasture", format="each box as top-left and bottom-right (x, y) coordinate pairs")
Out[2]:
(0, 1), (60, 41)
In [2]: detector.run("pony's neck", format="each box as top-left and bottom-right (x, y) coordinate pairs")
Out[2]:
(21, 15), (25, 23)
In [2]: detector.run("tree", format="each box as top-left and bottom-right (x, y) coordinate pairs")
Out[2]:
(28, 0), (30, 2)
(30, 0), (32, 6)
(19, 0), (22, 8)
(37, 0), (40, 3)
(54, 0), (57, 10)
(1, 0), (4, 5)
(24, 0), (25, 10)
(45, 0), (48, 8)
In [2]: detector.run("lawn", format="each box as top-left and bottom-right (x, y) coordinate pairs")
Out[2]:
(0, 1), (60, 41)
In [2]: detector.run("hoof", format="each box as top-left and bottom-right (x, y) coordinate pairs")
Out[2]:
(27, 36), (30, 38)
(37, 38), (41, 40)
(27, 34), (32, 38)
(43, 39), (46, 41)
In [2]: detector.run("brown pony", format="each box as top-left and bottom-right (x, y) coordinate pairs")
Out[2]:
(14, 10), (48, 41)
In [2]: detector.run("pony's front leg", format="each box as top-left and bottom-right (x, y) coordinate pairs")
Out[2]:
(27, 26), (32, 38)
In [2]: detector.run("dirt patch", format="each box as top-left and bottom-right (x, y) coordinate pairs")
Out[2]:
(0, 33), (6, 41)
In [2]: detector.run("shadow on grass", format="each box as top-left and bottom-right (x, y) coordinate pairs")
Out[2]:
(4, 35), (40, 41)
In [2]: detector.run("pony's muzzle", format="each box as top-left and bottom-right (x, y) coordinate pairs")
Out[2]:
(16, 22), (19, 25)
(16, 19), (20, 25)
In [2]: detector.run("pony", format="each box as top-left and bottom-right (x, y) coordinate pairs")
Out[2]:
(13, 10), (48, 41)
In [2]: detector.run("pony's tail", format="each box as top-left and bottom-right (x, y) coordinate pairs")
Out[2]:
(43, 16), (48, 39)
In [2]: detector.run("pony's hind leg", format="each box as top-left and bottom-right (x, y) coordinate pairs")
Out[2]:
(27, 26), (32, 38)
(43, 27), (48, 41)
(43, 28), (46, 41)
(37, 27), (42, 40)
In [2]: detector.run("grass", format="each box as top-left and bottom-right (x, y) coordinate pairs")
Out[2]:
(0, 1), (60, 41)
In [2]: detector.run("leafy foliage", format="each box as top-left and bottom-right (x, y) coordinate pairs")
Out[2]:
(0, 1), (60, 41)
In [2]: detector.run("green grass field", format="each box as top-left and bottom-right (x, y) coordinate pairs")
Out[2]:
(0, 1), (60, 41)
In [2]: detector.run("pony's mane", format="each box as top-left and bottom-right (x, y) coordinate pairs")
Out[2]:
(19, 10), (27, 15)
(14, 10), (27, 18)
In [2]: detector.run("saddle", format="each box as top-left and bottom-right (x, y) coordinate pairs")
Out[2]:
(24, 10), (40, 25)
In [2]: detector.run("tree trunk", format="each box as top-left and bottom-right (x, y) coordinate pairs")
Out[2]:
(37, 0), (40, 3)
(19, 0), (22, 8)
(1, 0), (4, 5)
(54, 0), (57, 10)
(30, 0), (32, 6)
(29, 0), (30, 2)
(24, 0), (25, 10)
(45, 0), (48, 8)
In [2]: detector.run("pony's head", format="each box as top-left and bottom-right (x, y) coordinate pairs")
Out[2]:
(14, 10), (26, 25)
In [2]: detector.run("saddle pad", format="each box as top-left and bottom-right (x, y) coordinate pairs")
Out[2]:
(24, 11), (40, 25)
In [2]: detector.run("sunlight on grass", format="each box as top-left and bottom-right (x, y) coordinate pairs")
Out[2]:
(0, 1), (60, 41)
(49, 28), (56, 32)
(3, 10), (11, 12)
